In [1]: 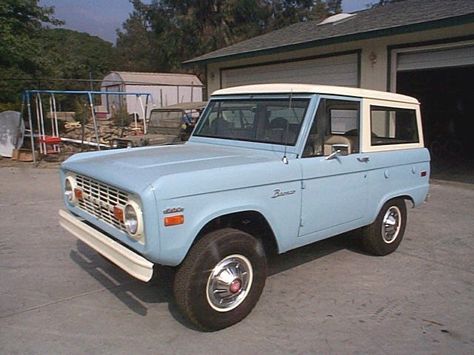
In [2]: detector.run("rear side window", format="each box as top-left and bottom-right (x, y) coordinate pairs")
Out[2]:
(370, 106), (419, 145)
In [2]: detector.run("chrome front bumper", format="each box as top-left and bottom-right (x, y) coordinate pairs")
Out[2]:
(59, 209), (154, 282)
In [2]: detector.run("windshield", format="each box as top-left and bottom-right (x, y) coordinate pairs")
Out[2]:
(149, 110), (183, 128)
(194, 98), (310, 145)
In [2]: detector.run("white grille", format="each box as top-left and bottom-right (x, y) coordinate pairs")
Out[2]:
(75, 174), (129, 233)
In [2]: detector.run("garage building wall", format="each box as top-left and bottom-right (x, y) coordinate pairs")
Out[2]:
(205, 23), (474, 96)
(221, 53), (359, 88)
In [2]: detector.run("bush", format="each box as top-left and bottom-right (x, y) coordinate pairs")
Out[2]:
(112, 106), (132, 127)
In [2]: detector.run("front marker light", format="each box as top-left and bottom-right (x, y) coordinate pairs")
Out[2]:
(164, 215), (184, 227)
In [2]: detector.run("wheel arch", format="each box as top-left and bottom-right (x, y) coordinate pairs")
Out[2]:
(370, 193), (415, 225)
(191, 209), (280, 259)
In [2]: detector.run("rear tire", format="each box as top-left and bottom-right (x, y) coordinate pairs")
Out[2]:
(361, 198), (407, 256)
(173, 228), (267, 331)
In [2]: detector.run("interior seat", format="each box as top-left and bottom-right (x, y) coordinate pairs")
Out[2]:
(323, 135), (352, 155)
(268, 117), (295, 144)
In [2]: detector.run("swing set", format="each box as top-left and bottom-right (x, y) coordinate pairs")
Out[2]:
(22, 90), (152, 163)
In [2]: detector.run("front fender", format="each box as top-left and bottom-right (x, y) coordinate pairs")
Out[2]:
(153, 182), (301, 266)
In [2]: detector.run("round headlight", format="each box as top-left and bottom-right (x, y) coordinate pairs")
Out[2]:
(64, 176), (75, 202)
(124, 203), (139, 235)
(111, 140), (119, 148)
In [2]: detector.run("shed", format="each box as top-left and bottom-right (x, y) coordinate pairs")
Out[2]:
(100, 72), (203, 119)
(185, 0), (474, 161)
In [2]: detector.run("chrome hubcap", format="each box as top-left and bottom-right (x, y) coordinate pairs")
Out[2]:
(382, 206), (401, 244)
(206, 254), (253, 312)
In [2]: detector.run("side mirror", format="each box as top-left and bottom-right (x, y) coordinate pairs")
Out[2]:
(325, 150), (341, 160)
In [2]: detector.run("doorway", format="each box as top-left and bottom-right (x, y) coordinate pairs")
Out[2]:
(397, 66), (474, 182)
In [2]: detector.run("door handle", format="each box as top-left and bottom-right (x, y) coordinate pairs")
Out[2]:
(357, 156), (370, 163)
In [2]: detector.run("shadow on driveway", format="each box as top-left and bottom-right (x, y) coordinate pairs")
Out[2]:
(70, 231), (367, 330)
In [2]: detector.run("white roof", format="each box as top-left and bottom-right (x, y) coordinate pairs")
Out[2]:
(102, 71), (203, 87)
(212, 84), (419, 104)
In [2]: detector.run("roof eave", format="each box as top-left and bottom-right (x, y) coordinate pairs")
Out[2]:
(183, 13), (474, 66)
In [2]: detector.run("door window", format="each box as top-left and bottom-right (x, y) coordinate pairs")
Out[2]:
(303, 98), (360, 157)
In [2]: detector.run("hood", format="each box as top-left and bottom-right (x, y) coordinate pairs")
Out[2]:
(61, 142), (284, 194)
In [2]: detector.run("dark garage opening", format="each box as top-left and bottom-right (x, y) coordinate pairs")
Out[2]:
(397, 66), (474, 183)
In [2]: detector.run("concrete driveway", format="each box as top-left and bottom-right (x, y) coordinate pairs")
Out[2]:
(1, 166), (473, 354)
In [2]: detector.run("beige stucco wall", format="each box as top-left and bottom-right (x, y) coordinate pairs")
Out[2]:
(205, 23), (474, 95)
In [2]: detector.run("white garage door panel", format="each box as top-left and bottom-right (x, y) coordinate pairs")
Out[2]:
(398, 45), (474, 71)
(222, 54), (358, 88)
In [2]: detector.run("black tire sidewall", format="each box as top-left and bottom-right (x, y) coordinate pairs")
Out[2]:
(364, 199), (407, 256)
(175, 228), (267, 330)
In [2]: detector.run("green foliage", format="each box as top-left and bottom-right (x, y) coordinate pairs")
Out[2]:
(0, 102), (19, 112)
(73, 98), (89, 124)
(0, 0), (62, 70)
(1, 0), (343, 109)
(112, 106), (132, 128)
(115, 1), (339, 73)
(327, 0), (342, 14)
(38, 29), (115, 90)
(1, 0), (60, 105)
(0, 2), (114, 108)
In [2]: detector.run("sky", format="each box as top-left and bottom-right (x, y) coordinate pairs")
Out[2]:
(40, 0), (372, 44)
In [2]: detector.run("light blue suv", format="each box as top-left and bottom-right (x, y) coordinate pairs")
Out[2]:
(59, 84), (430, 330)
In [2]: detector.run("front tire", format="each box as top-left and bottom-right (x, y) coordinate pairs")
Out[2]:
(173, 228), (267, 331)
(361, 198), (407, 256)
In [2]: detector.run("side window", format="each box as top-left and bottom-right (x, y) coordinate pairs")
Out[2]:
(370, 106), (419, 145)
(303, 98), (360, 157)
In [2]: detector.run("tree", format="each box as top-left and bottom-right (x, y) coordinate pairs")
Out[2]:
(0, 2), (115, 108)
(36, 28), (116, 110)
(0, 0), (62, 106)
(115, 1), (157, 71)
(327, 0), (342, 14)
(38, 29), (115, 88)
(116, 0), (273, 72)
(115, 0), (337, 74)
(0, 0), (62, 72)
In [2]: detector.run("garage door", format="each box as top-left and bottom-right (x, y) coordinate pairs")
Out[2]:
(397, 44), (474, 71)
(221, 53), (359, 88)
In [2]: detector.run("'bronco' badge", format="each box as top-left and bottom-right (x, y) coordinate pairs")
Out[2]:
(272, 189), (296, 198)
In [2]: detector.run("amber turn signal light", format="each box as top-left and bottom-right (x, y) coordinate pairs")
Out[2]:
(74, 188), (83, 200)
(113, 206), (124, 222)
(164, 215), (184, 226)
